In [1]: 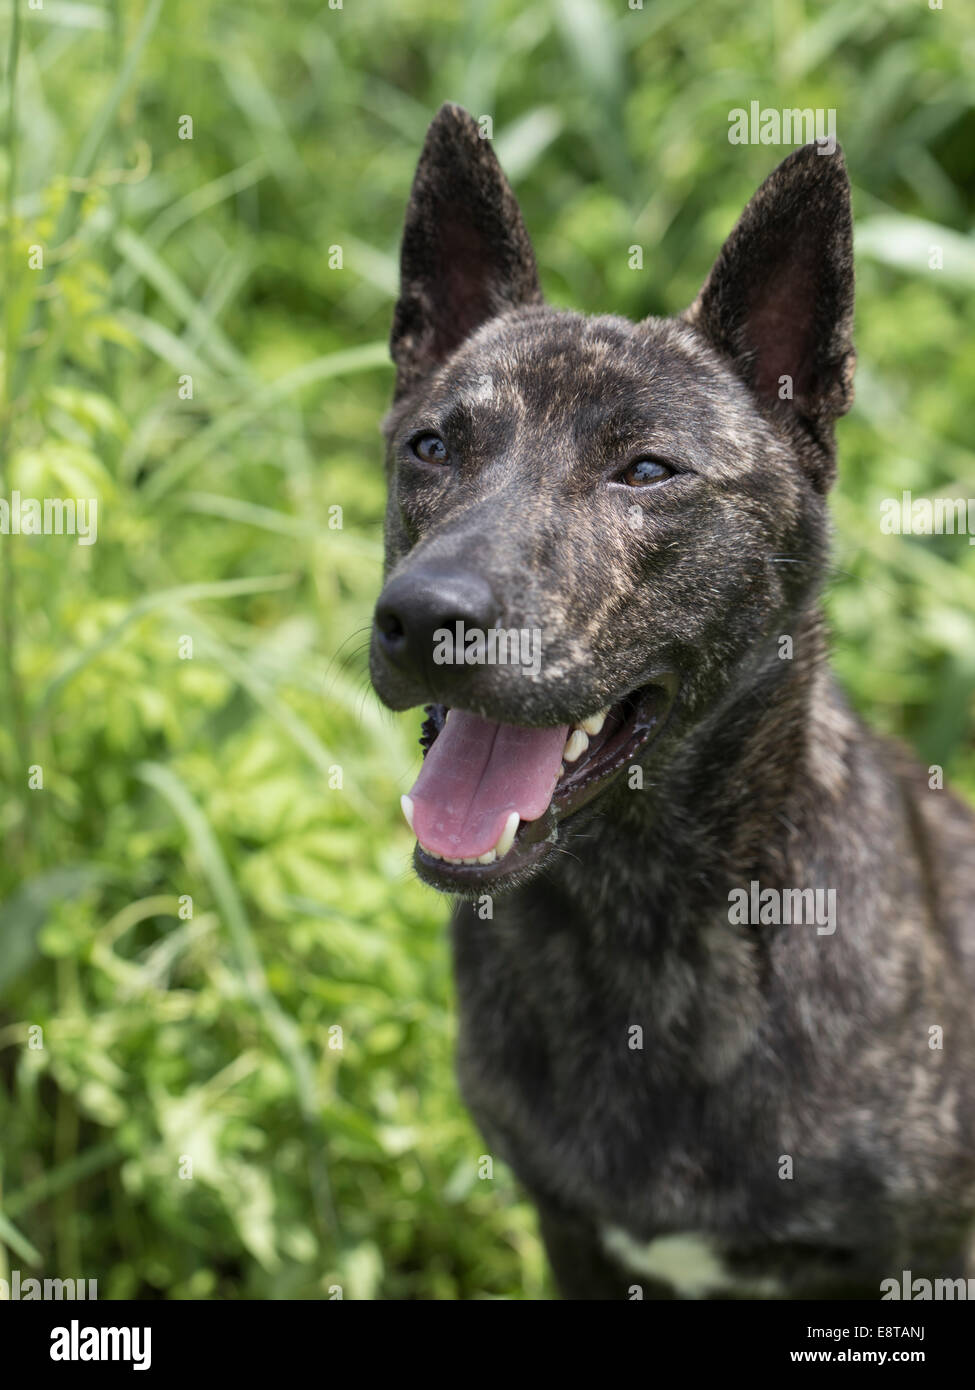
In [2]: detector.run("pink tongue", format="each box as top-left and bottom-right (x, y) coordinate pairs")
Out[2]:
(408, 710), (569, 859)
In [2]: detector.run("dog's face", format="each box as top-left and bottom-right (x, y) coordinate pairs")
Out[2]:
(372, 105), (854, 895)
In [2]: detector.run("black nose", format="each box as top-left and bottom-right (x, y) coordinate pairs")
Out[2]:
(374, 565), (500, 680)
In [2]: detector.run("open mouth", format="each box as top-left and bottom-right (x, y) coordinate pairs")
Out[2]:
(399, 680), (674, 889)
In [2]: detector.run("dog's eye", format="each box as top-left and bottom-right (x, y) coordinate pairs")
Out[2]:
(411, 432), (450, 464)
(621, 457), (673, 487)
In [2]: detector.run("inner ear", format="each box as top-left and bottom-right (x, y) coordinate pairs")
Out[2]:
(427, 212), (510, 364)
(747, 245), (820, 403)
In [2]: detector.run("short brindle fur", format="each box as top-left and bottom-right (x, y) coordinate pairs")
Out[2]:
(370, 104), (975, 1299)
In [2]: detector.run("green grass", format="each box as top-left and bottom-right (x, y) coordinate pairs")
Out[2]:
(0, 0), (972, 1299)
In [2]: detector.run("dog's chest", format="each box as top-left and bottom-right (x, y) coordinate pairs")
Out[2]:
(452, 897), (772, 1224)
(463, 1053), (760, 1237)
(455, 985), (769, 1243)
(599, 1228), (786, 1299)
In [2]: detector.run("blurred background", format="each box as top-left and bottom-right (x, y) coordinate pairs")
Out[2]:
(0, 0), (972, 1299)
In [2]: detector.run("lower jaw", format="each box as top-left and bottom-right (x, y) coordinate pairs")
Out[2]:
(412, 677), (676, 895)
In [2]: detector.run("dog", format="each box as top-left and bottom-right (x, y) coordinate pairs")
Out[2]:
(369, 103), (975, 1299)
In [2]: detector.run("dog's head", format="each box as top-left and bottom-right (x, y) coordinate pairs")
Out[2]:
(371, 104), (855, 894)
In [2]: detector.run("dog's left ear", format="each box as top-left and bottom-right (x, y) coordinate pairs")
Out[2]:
(390, 103), (543, 400)
(684, 144), (854, 490)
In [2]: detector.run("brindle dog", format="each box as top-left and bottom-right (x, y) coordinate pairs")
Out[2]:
(369, 104), (975, 1299)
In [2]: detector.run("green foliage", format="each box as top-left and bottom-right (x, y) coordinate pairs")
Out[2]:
(0, 0), (972, 1299)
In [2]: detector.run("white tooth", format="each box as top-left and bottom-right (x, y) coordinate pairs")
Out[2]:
(580, 709), (607, 737)
(419, 842), (442, 860)
(463, 857), (478, 865)
(558, 762), (566, 777)
(563, 729), (589, 762)
(478, 849), (497, 864)
(494, 810), (520, 860)
(400, 794), (415, 832)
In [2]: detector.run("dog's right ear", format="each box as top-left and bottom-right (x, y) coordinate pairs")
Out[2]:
(390, 104), (543, 400)
(684, 144), (855, 491)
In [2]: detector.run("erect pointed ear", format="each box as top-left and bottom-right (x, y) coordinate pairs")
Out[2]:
(390, 103), (543, 400)
(684, 144), (855, 490)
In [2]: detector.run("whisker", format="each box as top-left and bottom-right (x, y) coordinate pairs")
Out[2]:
(323, 626), (373, 695)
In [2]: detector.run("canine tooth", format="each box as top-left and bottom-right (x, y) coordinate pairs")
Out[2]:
(400, 794), (415, 832)
(580, 709), (607, 737)
(478, 849), (497, 864)
(494, 810), (520, 860)
(563, 728), (589, 762)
